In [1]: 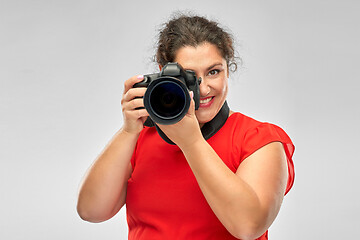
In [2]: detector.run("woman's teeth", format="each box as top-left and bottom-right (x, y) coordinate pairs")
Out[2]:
(200, 97), (212, 104)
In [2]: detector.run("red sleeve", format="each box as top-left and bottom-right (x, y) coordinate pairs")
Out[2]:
(241, 123), (295, 195)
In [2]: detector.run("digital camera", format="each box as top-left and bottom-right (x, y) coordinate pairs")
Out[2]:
(133, 62), (201, 125)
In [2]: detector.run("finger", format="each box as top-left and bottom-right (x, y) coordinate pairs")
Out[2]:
(122, 87), (147, 103)
(138, 108), (149, 118)
(123, 75), (144, 95)
(122, 98), (146, 112)
(124, 108), (149, 121)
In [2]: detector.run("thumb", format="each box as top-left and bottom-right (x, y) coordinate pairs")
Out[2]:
(187, 91), (196, 116)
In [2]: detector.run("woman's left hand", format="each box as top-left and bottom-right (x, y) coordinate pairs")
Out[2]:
(157, 91), (203, 150)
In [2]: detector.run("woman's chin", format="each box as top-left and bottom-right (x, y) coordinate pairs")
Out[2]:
(196, 110), (216, 126)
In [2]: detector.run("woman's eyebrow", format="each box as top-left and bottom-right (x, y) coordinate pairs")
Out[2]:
(206, 63), (223, 71)
(183, 63), (223, 72)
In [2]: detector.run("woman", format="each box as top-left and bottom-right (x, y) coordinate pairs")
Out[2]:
(77, 13), (295, 240)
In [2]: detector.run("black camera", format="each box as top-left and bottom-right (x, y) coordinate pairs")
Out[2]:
(133, 62), (201, 125)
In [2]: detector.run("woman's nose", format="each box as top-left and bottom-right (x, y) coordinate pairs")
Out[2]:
(199, 77), (210, 97)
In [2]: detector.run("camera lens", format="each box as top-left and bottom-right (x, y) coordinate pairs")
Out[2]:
(149, 80), (186, 119)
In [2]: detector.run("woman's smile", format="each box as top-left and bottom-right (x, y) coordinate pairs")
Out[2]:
(199, 96), (214, 107)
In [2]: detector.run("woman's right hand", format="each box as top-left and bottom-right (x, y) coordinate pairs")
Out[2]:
(121, 75), (149, 135)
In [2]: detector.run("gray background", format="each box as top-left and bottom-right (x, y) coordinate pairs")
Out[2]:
(1, 0), (359, 239)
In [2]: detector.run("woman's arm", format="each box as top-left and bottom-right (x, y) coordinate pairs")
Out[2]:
(77, 130), (136, 223)
(77, 75), (148, 223)
(181, 140), (288, 240)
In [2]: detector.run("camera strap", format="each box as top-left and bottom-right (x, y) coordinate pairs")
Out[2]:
(144, 101), (230, 145)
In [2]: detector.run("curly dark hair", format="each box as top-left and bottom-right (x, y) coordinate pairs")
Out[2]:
(155, 13), (239, 72)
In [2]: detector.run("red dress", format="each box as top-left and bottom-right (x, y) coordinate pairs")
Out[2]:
(126, 112), (295, 239)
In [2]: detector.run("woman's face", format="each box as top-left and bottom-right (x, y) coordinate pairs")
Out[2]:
(174, 42), (229, 127)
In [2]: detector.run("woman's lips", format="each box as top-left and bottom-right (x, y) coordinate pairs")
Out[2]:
(199, 96), (214, 108)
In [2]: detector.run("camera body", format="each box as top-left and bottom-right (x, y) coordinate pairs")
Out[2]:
(134, 62), (201, 125)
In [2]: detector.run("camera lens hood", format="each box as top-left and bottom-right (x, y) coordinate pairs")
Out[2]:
(144, 76), (191, 125)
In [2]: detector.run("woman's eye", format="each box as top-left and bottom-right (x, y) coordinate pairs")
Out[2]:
(208, 69), (220, 76)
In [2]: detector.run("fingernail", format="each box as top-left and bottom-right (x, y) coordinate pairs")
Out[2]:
(189, 91), (194, 99)
(137, 75), (144, 80)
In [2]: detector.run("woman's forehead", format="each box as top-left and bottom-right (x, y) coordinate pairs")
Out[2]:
(174, 43), (226, 70)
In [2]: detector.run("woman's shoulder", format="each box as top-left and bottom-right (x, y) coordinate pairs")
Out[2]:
(225, 112), (293, 145)
(226, 112), (263, 131)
